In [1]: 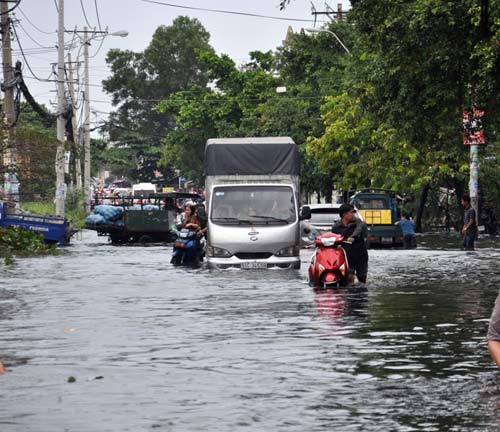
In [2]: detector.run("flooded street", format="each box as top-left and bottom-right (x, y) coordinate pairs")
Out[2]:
(1, 231), (500, 431)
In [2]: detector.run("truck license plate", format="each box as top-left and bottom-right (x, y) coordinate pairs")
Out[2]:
(381, 237), (393, 244)
(241, 261), (267, 270)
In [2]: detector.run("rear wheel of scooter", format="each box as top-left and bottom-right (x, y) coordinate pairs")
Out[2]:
(171, 254), (182, 265)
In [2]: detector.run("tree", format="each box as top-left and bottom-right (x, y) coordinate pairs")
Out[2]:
(305, 1), (500, 228)
(102, 16), (213, 182)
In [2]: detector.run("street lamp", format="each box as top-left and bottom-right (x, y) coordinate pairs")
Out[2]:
(306, 28), (351, 55)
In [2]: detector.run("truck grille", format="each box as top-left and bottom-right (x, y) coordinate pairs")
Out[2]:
(235, 252), (272, 260)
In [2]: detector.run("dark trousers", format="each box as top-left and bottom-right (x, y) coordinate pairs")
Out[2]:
(403, 234), (417, 249)
(346, 248), (368, 283)
(463, 233), (475, 250)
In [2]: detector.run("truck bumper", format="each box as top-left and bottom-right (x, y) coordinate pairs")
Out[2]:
(207, 255), (300, 270)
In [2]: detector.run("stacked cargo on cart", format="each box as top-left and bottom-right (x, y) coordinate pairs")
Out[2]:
(84, 192), (202, 243)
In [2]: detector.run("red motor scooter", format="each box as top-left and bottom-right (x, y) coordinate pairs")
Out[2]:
(308, 232), (350, 288)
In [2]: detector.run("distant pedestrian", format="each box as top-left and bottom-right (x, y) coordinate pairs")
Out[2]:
(461, 195), (478, 251)
(397, 212), (416, 249)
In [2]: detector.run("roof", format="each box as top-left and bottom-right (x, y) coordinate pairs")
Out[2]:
(204, 136), (299, 176)
(206, 137), (295, 146)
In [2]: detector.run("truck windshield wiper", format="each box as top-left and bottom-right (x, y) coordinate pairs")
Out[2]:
(249, 215), (290, 223)
(212, 217), (239, 222)
(212, 217), (253, 224)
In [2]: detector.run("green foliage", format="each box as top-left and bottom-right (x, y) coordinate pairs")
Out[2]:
(65, 189), (88, 228)
(21, 201), (54, 215)
(22, 194), (86, 228)
(0, 226), (54, 261)
(102, 16), (214, 182)
(304, 0), (499, 213)
(156, 25), (352, 194)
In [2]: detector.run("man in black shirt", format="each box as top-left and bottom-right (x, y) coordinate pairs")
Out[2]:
(461, 195), (478, 251)
(331, 204), (369, 286)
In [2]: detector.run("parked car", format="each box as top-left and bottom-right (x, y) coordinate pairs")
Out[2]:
(300, 203), (342, 247)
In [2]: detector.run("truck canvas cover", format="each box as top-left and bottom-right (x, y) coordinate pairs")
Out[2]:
(205, 137), (299, 176)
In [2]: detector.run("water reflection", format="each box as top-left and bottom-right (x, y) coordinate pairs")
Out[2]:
(314, 286), (368, 325)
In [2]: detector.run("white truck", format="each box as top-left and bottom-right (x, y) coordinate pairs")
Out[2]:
(205, 137), (309, 270)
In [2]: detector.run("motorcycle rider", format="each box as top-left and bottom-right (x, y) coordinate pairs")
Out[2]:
(331, 203), (369, 286)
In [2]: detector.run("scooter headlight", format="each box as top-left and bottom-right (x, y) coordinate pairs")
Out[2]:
(321, 237), (336, 247)
(207, 246), (232, 257)
(276, 245), (300, 257)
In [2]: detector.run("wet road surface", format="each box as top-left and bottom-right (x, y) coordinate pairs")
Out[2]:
(1, 231), (500, 431)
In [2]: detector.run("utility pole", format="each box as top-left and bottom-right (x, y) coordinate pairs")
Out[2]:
(311, 3), (347, 22)
(83, 26), (91, 212)
(1, 0), (19, 205)
(67, 52), (82, 190)
(55, 0), (66, 216)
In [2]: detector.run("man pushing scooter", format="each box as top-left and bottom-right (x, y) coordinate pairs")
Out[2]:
(331, 204), (369, 287)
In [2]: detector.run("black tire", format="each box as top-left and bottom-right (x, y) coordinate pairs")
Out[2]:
(138, 234), (153, 243)
(171, 254), (182, 265)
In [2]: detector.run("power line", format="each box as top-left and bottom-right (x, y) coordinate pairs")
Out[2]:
(140, 0), (319, 23)
(18, 6), (56, 35)
(11, 21), (49, 82)
(94, 0), (102, 31)
(22, 75), (104, 88)
(14, 17), (54, 50)
(79, 0), (92, 27)
(89, 36), (105, 59)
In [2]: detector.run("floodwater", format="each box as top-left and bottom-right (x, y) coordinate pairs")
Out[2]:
(1, 231), (500, 431)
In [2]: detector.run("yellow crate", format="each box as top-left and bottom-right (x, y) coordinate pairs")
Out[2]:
(358, 209), (392, 225)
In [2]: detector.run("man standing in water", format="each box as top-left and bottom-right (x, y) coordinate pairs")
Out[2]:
(461, 195), (478, 251)
(487, 294), (500, 368)
(331, 204), (369, 287)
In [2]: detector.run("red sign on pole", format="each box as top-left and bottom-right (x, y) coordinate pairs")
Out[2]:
(463, 109), (485, 145)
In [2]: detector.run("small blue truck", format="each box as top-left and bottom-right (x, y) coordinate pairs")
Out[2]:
(0, 201), (77, 246)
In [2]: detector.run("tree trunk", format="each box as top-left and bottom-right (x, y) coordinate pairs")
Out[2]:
(325, 182), (333, 203)
(415, 183), (430, 233)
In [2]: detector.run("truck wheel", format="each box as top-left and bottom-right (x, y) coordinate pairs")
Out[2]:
(138, 234), (153, 243)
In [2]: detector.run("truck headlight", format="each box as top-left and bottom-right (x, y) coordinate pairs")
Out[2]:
(207, 246), (232, 258)
(275, 245), (300, 257)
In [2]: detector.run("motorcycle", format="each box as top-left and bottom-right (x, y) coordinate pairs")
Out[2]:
(171, 228), (202, 266)
(308, 232), (350, 288)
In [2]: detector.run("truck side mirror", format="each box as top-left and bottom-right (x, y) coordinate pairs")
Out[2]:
(300, 206), (311, 220)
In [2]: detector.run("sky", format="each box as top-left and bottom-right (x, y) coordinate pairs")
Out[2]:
(10, 0), (350, 131)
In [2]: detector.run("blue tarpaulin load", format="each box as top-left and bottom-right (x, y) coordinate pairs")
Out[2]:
(85, 205), (124, 226)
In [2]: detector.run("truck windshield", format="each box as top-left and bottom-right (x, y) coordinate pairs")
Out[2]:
(356, 197), (390, 209)
(211, 186), (296, 225)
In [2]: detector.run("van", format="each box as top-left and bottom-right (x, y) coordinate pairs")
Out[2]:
(132, 183), (156, 199)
